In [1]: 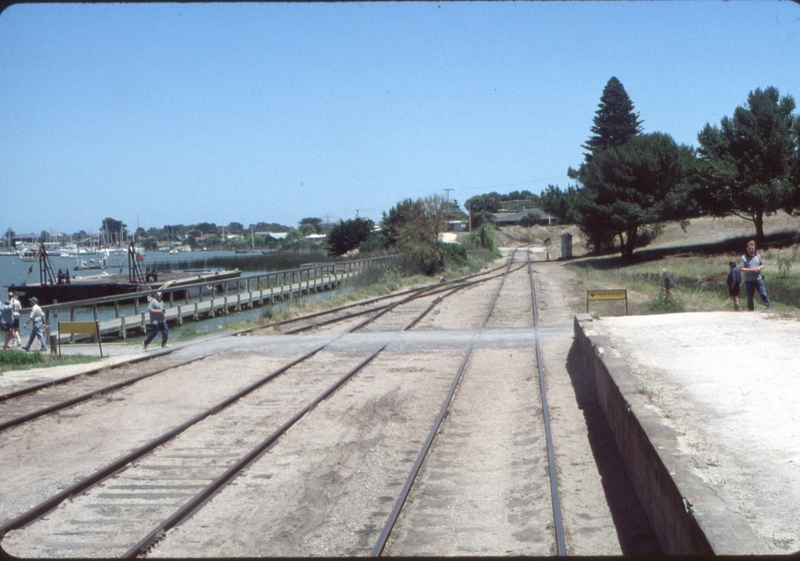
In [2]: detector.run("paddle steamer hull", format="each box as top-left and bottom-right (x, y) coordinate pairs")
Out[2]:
(7, 269), (241, 307)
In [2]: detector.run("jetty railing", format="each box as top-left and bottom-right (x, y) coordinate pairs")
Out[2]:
(27, 254), (399, 347)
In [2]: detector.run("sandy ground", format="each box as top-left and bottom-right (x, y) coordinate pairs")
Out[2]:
(586, 312), (800, 554)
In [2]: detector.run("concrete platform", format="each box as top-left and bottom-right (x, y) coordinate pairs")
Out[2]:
(574, 312), (799, 555)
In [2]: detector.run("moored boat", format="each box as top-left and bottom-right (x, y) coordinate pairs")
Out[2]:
(6, 243), (241, 306)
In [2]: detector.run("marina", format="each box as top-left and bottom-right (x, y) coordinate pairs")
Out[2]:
(5, 244), (242, 307)
(2, 253), (398, 347)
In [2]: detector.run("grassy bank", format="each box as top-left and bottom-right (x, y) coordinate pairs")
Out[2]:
(562, 214), (800, 318)
(0, 351), (103, 375)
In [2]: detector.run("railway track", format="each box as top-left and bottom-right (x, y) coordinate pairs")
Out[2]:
(1, 250), (573, 557)
(0, 264), (511, 433)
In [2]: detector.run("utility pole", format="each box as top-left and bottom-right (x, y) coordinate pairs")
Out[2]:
(355, 209), (361, 218)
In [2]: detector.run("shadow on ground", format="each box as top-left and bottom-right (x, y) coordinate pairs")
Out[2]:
(568, 230), (800, 271)
(564, 341), (664, 555)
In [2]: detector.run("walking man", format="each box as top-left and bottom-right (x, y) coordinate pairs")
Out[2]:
(739, 240), (771, 311)
(21, 296), (47, 352)
(143, 291), (169, 350)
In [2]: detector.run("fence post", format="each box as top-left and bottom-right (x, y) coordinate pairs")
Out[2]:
(121, 315), (126, 340)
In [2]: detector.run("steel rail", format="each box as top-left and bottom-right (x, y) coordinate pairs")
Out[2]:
(239, 261), (512, 336)
(528, 254), (567, 555)
(0, 264), (480, 539)
(370, 251), (518, 556)
(0, 333), (349, 537)
(0, 262), (510, 410)
(0, 355), (206, 433)
(283, 269), (519, 335)
(123, 343), (389, 558)
(124, 266), (510, 556)
(0, 350), (174, 403)
(0, 281), (453, 430)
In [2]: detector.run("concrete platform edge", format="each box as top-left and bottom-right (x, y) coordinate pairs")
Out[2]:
(573, 314), (767, 555)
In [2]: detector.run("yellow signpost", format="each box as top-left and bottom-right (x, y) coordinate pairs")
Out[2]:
(586, 289), (628, 315)
(58, 321), (103, 357)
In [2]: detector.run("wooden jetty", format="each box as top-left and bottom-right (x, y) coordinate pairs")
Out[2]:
(29, 255), (398, 347)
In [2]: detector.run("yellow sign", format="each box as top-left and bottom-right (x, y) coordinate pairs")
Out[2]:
(586, 289), (628, 315)
(587, 290), (627, 301)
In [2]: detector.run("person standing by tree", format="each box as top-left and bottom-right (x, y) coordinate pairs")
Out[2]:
(21, 296), (47, 352)
(739, 241), (771, 311)
(142, 291), (169, 350)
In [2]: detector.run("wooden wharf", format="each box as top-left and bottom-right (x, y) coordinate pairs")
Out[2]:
(33, 255), (398, 347)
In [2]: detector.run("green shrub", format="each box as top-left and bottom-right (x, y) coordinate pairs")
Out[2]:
(645, 290), (685, 314)
(441, 243), (469, 268)
(0, 350), (46, 368)
(468, 223), (500, 256)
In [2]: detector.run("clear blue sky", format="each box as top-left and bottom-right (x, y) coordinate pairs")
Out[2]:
(1, 1), (799, 236)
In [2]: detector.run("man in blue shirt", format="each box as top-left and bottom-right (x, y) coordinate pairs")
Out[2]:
(738, 240), (771, 311)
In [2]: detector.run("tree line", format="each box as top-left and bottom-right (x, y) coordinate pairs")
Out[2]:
(538, 77), (800, 260)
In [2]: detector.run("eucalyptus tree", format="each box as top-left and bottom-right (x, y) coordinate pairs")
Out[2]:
(697, 86), (799, 240)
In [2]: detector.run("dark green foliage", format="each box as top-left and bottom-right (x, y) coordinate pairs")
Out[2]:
(101, 217), (127, 245)
(468, 222), (500, 256)
(582, 76), (643, 162)
(518, 212), (540, 228)
(573, 132), (697, 260)
(441, 242), (469, 267)
(326, 218), (375, 256)
(358, 232), (390, 254)
(464, 190), (541, 229)
(539, 184), (581, 225)
(298, 217), (323, 233)
(697, 87), (799, 240)
(381, 199), (422, 246)
(470, 210), (496, 229)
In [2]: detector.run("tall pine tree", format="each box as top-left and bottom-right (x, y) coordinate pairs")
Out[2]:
(582, 76), (643, 162)
(568, 78), (694, 259)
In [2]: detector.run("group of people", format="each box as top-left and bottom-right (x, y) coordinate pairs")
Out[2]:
(1, 291), (47, 352)
(727, 240), (772, 312)
(1, 288), (171, 354)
